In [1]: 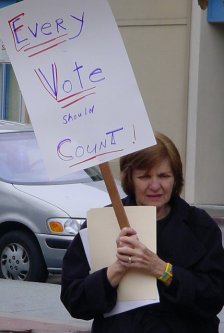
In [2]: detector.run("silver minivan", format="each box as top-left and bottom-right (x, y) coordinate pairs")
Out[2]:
(0, 121), (118, 282)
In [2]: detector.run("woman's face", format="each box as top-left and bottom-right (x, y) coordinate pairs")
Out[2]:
(132, 159), (175, 219)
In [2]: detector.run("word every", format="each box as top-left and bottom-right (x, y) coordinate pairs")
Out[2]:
(8, 11), (84, 51)
(57, 127), (124, 164)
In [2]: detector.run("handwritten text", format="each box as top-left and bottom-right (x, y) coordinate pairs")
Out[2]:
(57, 127), (124, 166)
(63, 105), (94, 124)
(8, 11), (84, 56)
(35, 61), (105, 108)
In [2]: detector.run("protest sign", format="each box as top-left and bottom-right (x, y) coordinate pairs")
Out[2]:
(0, 1), (159, 310)
(0, 0), (156, 179)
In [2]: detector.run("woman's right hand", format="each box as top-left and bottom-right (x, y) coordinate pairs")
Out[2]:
(107, 227), (138, 287)
(107, 260), (127, 287)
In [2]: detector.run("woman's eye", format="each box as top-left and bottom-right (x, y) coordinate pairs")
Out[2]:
(138, 175), (149, 180)
(160, 174), (171, 178)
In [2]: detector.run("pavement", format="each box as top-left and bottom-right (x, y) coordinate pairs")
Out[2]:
(0, 277), (92, 333)
(0, 277), (223, 333)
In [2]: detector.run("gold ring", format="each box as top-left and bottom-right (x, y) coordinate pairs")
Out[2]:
(128, 256), (132, 264)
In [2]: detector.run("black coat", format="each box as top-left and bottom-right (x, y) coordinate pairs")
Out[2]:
(60, 195), (224, 333)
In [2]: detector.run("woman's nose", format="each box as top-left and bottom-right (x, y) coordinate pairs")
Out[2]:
(148, 178), (160, 190)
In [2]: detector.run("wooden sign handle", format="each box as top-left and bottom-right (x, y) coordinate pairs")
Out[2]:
(99, 162), (130, 229)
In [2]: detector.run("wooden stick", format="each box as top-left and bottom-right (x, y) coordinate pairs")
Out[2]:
(99, 162), (130, 229)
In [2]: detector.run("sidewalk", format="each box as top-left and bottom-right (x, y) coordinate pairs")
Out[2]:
(0, 278), (223, 333)
(0, 278), (92, 332)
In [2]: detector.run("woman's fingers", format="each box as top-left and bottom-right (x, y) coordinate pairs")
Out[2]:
(116, 252), (134, 266)
(116, 227), (138, 247)
(119, 235), (138, 248)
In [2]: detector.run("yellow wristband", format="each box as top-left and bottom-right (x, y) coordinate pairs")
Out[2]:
(158, 262), (173, 284)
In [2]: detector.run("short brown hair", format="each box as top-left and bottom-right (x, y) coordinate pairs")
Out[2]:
(120, 132), (184, 196)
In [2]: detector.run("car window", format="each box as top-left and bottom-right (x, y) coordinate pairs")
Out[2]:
(0, 131), (102, 184)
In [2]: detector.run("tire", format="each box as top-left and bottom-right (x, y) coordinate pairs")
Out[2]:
(0, 230), (49, 282)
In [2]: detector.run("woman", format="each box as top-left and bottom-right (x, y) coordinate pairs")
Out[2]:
(61, 132), (224, 333)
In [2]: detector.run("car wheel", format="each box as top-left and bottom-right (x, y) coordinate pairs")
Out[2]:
(0, 230), (49, 282)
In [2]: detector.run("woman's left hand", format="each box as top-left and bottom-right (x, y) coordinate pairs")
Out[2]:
(116, 231), (166, 278)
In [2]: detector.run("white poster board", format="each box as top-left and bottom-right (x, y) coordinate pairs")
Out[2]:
(0, 0), (156, 179)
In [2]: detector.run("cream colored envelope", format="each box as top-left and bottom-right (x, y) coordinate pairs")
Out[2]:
(87, 206), (158, 302)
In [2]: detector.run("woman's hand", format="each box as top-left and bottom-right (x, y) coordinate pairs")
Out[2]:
(107, 260), (127, 287)
(107, 227), (138, 287)
(116, 226), (138, 247)
(116, 227), (166, 278)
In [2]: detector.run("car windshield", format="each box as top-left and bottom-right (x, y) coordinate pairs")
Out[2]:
(0, 131), (103, 184)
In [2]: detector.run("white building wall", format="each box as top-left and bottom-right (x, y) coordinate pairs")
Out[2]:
(194, 11), (224, 212)
(108, 0), (191, 182)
